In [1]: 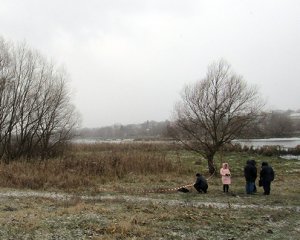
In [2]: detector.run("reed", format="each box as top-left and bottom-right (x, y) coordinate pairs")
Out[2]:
(0, 142), (187, 190)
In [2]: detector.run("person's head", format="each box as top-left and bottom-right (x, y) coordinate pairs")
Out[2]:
(262, 162), (268, 167)
(196, 173), (201, 177)
(250, 159), (256, 166)
(222, 163), (229, 169)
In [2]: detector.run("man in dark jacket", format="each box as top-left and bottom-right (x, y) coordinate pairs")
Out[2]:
(244, 160), (257, 194)
(194, 173), (208, 193)
(250, 159), (258, 193)
(260, 162), (275, 195)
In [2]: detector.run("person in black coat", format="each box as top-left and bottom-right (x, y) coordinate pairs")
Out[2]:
(244, 159), (257, 194)
(194, 173), (208, 193)
(249, 159), (258, 193)
(259, 162), (275, 195)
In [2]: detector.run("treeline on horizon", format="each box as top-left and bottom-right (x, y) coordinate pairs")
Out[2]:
(77, 109), (300, 140)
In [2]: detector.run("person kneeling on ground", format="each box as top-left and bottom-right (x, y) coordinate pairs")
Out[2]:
(194, 173), (208, 193)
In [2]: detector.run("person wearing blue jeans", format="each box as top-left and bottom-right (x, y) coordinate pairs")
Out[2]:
(244, 160), (257, 194)
(245, 181), (255, 194)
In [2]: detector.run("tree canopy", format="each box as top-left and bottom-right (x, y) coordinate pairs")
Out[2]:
(170, 60), (264, 173)
(0, 36), (79, 162)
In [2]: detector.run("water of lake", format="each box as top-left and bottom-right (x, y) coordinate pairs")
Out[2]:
(72, 137), (300, 160)
(74, 137), (300, 148)
(232, 138), (300, 160)
(232, 138), (300, 148)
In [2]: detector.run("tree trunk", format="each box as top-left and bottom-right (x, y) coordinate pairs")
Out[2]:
(207, 154), (216, 175)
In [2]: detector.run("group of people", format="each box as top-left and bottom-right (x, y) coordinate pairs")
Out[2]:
(193, 160), (275, 195)
(244, 159), (275, 195)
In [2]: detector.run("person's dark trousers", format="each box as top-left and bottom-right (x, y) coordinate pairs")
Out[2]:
(194, 184), (201, 193)
(223, 184), (229, 192)
(194, 185), (202, 193)
(194, 184), (207, 193)
(246, 181), (254, 194)
(262, 181), (271, 195)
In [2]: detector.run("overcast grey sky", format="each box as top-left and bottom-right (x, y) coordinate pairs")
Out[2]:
(1, 0), (299, 128)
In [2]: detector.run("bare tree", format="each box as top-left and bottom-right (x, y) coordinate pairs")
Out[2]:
(0, 36), (79, 163)
(170, 60), (264, 174)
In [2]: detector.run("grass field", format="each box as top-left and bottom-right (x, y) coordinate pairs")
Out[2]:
(0, 142), (299, 239)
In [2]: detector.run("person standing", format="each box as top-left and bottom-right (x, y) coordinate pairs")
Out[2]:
(194, 173), (208, 193)
(244, 160), (257, 194)
(220, 163), (231, 192)
(259, 162), (275, 195)
(249, 159), (258, 193)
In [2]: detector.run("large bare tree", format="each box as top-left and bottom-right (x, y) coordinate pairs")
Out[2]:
(170, 60), (264, 174)
(0, 36), (79, 163)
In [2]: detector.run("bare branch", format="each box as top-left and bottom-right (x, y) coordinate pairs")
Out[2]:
(170, 59), (264, 173)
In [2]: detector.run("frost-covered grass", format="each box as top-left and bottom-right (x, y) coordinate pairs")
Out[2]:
(0, 190), (299, 239)
(0, 143), (299, 239)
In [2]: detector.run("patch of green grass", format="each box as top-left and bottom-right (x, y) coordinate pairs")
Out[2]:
(0, 143), (299, 239)
(0, 194), (299, 239)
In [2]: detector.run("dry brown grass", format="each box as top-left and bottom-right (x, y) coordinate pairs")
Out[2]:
(0, 144), (300, 239)
(0, 142), (188, 191)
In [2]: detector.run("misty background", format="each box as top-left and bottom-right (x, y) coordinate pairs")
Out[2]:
(1, 0), (299, 129)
